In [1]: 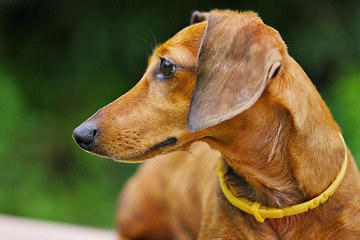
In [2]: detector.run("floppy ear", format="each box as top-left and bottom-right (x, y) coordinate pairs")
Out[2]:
(187, 12), (283, 132)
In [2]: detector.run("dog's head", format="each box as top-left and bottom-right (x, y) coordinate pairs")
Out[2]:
(73, 10), (286, 162)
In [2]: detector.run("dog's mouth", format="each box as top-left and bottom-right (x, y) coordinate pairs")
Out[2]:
(146, 137), (178, 153)
(73, 119), (186, 162)
(92, 136), (179, 162)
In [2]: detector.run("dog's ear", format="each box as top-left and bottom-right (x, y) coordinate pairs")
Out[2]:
(187, 12), (283, 132)
(190, 11), (209, 24)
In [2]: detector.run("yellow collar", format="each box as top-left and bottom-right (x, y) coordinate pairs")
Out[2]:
(218, 133), (348, 223)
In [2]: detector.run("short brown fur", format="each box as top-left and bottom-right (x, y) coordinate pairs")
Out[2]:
(74, 10), (360, 239)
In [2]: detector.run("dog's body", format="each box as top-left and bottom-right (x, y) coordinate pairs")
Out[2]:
(73, 10), (360, 239)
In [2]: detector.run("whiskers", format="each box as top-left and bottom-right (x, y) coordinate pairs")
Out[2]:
(187, 150), (206, 169)
(140, 155), (171, 178)
(138, 29), (159, 58)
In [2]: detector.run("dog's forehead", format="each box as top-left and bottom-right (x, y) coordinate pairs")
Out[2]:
(168, 22), (207, 45)
(154, 22), (207, 68)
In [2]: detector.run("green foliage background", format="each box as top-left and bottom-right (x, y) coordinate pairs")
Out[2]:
(0, 0), (359, 229)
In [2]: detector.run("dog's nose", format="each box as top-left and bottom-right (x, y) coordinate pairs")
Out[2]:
(72, 122), (98, 151)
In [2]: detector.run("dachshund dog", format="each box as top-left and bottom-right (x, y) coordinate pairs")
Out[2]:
(73, 10), (360, 239)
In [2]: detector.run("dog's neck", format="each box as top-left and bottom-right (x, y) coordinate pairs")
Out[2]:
(204, 56), (346, 210)
(206, 100), (305, 209)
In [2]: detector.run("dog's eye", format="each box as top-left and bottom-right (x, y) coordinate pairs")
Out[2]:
(160, 58), (175, 79)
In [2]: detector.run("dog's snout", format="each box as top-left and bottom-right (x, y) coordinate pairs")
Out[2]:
(72, 122), (98, 151)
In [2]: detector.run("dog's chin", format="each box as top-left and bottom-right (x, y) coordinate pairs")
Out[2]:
(91, 138), (195, 163)
(90, 149), (163, 163)
(91, 151), (146, 163)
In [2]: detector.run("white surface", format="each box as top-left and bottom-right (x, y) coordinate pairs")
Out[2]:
(0, 214), (117, 240)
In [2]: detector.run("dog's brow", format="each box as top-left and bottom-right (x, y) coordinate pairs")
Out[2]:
(166, 51), (197, 70)
(166, 57), (196, 71)
(154, 44), (197, 71)
(176, 62), (196, 71)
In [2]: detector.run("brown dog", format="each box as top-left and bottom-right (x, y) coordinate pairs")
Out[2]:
(73, 10), (360, 239)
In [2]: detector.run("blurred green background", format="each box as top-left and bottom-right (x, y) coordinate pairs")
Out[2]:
(0, 0), (359, 229)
